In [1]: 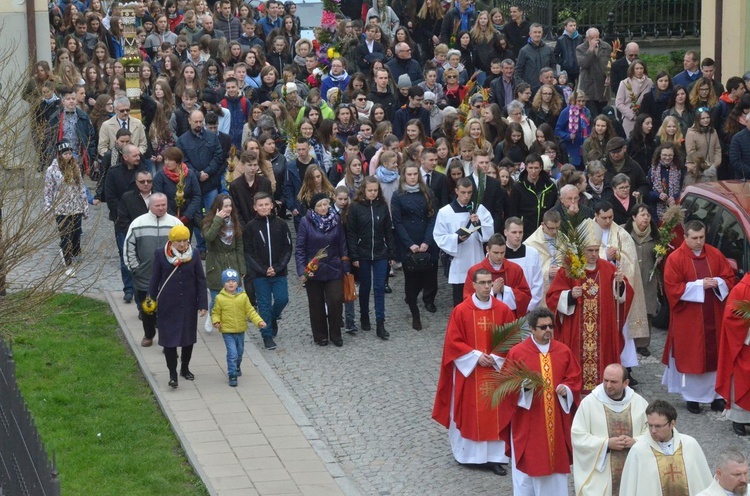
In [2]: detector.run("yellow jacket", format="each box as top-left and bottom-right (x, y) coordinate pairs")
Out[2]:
(211, 289), (264, 334)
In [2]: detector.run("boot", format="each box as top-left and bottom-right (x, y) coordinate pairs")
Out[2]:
(361, 314), (371, 331)
(410, 305), (422, 331)
(376, 320), (389, 340)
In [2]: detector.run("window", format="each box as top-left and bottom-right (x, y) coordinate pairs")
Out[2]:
(715, 208), (748, 274)
(683, 196), (719, 238)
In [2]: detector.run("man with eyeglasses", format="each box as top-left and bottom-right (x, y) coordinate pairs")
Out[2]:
(547, 219), (634, 395)
(422, 91), (444, 134)
(105, 144), (148, 303)
(392, 86), (431, 140)
(619, 400), (712, 495)
(386, 42), (422, 88)
(432, 268), (516, 477)
(572, 363), (648, 495)
(98, 94), (148, 157)
(497, 307), (581, 495)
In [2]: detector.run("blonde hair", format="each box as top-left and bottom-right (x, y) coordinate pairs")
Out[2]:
(657, 115), (685, 144)
(434, 44), (449, 57)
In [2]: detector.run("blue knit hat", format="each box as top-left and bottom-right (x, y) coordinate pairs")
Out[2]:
(222, 268), (240, 286)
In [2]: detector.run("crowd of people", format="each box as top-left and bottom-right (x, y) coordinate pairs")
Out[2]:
(35, 0), (750, 491)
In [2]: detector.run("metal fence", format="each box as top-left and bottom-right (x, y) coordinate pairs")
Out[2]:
(0, 339), (60, 496)
(502, 0), (701, 40)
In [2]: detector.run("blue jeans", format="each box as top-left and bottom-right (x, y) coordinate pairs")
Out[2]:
(222, 332), (245, 378)
(253, 276), (289, 338)
(115, 230), (134, 295)
(358, 259), (388, 321)
(193, 188), (218, 253)
(344, 300), (355, 328)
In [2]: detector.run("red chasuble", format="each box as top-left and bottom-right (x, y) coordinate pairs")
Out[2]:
(462, 258), (533, 318)
(546, 259), (634, 393)
(716, 274), (750, 410)
(661, 242), (735, 374)
(432, 297), (516, 441)
(498, 338), (582, 477)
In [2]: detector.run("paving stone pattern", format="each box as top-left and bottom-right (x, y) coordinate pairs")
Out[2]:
(11, 200), (750, 495)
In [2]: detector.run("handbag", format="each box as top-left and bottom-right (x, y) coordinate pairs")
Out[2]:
(342, 273), (357, 303)
(403, 252), (432, 273)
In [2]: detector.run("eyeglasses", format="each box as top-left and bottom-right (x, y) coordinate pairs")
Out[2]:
(647, 422), (670, 430)
(356, 97), (366, 101)
(423, 101), (434, 105)
(535, 324), (554, 330)
(137, 179), (152, 184)
(446, 75), (458, 79)
(118, 108), (130, 113)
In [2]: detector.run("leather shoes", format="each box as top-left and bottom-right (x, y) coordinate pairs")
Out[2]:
(331, 339), (343, 347)
(711, 399), (727, 412)
(424, 302), (437, 313)
(180, 369), (195, 381)
(487, 463), (507, 476)
(384, 283), (392, 294)
(123, 292), (133, 303)
(733, 422), (748, 436)
(686, 401), (701, 414)
(141, 337), (153, 347)
(316, 340), (328, 346)
(168, 372), (178, 389)
(636, 347), (651, 357)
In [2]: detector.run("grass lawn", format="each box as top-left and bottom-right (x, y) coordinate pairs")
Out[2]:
(6, 294), (208, 496)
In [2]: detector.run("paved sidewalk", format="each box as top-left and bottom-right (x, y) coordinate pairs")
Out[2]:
(106, 291), (360, 496)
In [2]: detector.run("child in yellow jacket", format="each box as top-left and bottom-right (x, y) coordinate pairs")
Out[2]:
(212, 268), (266, 386)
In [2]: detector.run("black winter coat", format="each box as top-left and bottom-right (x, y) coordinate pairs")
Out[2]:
(390, 189), (438, 262)
(346, 199), (394, 261)
(245, 214), (292, 278)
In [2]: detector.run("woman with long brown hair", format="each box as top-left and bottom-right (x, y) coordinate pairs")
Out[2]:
(390, 162), (438, 330)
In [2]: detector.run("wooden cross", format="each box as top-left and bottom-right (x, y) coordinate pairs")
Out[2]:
(477, 316), (493, 331)
(662, 464), (682, 482)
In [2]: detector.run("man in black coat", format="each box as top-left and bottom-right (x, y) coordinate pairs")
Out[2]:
(601, 137), (652, 199)
(368, 67), (400, 122)
(105, 144), (148, 303)
(508, 154), (559, 239)
(489, 59), (516, 109)
(553, 19), (583, 85)
(356, 23), (385, 73)
(393, 86), (432, 140)
(386, 43), (423, 86)
(420, 147), (447, 207)
(116, 170), (152, 234)
(610, 42), (639, 95)
(503, 4), (530, 59)
(470, 150), (507, 233)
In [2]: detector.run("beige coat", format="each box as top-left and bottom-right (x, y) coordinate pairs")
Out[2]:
(98, 115), (148, 157)
(615, 77), (653, 138)
(685, 127), (722, 168)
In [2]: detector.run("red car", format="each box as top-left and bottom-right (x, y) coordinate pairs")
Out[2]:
(653, 180), (750, 328)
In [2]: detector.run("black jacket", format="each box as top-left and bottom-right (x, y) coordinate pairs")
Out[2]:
(553, 32), (583, 80)
(508, 170), (559, 239)
(390, 189), (438, 262)
(228, 175), (274, 228)
(116, 189), (149, 233)
(440, 7), (478, 45)
(602, 154), (652, 199)
(245, 214), (292, 278)
(470, 175), (507, 234)
(609, 57), (630, 95)
(503, 19), (530, 59)
(367, 89), (399, 122)
(356, 40), (385, 72)
(346, 199), (394, 261)
(104, 162), (147, 221)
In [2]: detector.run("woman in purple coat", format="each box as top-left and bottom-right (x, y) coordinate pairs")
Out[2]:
(295, 192), (350, 347)
(148, 225), (208, 388)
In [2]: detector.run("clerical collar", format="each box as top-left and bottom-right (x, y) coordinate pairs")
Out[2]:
(585, 263), (597, 270)
(488, 259), (502, 270)
(472, 294), (492, 309)
(692, 249), (702, 256)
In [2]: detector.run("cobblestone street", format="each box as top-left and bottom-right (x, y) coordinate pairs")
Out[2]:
(11, 198), (750, 495)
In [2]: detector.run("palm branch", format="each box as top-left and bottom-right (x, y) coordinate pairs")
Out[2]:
(481, 360), (546, 408)
(732, 300), (750, 322)
(555, 212), (589, 279)
(490, 317), (527, 355)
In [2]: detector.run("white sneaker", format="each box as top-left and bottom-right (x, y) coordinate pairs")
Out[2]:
(65, 267), (76, 277)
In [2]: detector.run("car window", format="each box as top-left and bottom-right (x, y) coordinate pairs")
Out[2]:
(683, 196), (719, 239)
(715, 208), (748, 274)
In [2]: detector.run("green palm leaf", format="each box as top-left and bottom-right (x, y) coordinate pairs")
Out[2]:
(481, 360), (547, 408)
(490, 317), (528, 355)
(732, 300), (750, 322)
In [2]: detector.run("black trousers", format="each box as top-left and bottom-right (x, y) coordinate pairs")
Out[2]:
(164, 344), (193, 373)
(305, 279), (343, 343)
(136, 289), (157, 339)
(403, 264), (438, 307)
(452, 283), (465, 307)
(56, 214), (82, 265)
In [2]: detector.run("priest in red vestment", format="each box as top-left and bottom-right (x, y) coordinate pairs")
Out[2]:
(661, 220), (735, 414)
(498, 307), (582, 495)
(546, 222), (634, 394)
(463, 233), (532, 318)
(716, 274), (750, 435)
(433, 268), (516, 476)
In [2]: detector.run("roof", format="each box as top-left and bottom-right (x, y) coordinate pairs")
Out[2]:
(681, 180), (750, 219)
